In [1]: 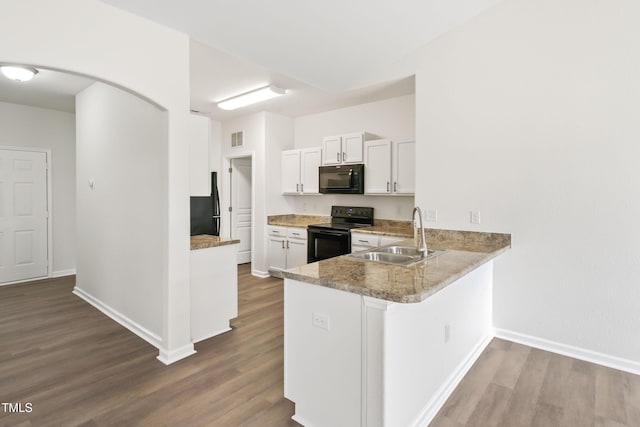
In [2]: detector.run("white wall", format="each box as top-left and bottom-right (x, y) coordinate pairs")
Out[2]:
(75, 82), (167, 341)
(265, 112), (296, 216)
(209, 119), (222, 173)
(0, 102), (76, 275)
(292, 95), (416, 220)
(0, 0), (193, 361)
(415, 0), (640, 363)
(189, 113), (211, 196)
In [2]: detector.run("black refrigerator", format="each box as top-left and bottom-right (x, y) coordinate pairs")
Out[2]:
(190, 172), (221, 236)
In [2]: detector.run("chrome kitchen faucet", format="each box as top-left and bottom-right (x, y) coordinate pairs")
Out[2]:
(412, 207), (428, 259)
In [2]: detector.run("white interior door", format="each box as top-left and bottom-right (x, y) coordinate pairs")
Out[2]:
(230, 157), (252, 264)
(0, 149), (48, 283)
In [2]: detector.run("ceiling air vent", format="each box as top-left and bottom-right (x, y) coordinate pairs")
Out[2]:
(231, 131), (244, 147)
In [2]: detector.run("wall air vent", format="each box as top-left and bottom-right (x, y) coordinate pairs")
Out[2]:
(231, 131), (244, 147)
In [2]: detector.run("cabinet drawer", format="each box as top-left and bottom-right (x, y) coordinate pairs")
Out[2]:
(268, 226), (287, 237)
(351, 233), (378, 247)
(287, 227), (307, 240)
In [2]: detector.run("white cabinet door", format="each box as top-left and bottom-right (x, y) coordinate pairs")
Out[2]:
(364, 139), (392, 194)
(342, 132), (364, 164)
(268, 236), (287, 270)
(322, 136), (342, 165)
(350, 232), (378, 253)
(300, 148), (321, 194)
(282, 150), (301, 194)
(393, 140), (415, 194)
(287, 239), (307, 269)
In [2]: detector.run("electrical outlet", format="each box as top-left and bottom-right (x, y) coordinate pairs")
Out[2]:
(312, 312), (330, 331)
(425, 208), (438, 222)
(444, 324), (450, 343)
(470, 211), (481, 224)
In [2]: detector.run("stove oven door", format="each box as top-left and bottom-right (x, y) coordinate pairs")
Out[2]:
(307, 227), (351, 263)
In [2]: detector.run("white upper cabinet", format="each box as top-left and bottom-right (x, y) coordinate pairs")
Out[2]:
(322, 135), (342, 165)
(282, 150), (301, 194)
(364, 139), (392, 194)
(322, 132), (375, 165)
(393, 140), (415, 194)
(281, 147), (322, 195)
(364, 139), (415, 195)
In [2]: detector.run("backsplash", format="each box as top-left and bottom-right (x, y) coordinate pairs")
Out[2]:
(292, 194), (415, 220)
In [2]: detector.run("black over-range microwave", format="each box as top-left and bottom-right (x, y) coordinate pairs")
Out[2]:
(319, 164), (365, 194)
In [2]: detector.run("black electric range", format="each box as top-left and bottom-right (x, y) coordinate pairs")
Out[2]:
(307, 206), (374, 263)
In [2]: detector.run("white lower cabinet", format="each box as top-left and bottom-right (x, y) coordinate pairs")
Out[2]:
(268, 226), (308, 271)
(351, 231), (404, 253)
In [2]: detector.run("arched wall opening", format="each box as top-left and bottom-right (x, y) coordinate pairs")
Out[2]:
(0, 0), (195, 364)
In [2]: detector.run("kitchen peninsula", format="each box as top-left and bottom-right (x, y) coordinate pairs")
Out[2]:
(280, 226), (510, 427)
(190, 235), (239, 344)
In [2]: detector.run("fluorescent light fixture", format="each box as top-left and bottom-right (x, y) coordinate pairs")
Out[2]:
(217, 85), (286, 110)
(1, 66), (38, 82)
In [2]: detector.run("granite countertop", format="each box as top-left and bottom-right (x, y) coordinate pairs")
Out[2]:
(281, 230), (511, 304)
(267, 214), (329, 228)
(190, 235), (240, 250)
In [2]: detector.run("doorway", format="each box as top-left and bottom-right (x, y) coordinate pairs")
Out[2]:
(230, 156), (252, 264)
(0, 147), (50, 284)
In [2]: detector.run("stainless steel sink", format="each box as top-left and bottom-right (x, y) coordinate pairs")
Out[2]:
(348, 246), (445, 266)
(350, 251), (416, 265)
(377, 246), (422, 256)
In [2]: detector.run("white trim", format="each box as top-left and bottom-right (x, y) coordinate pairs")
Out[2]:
(291, 414), (317, 427)
(0, 275), (47, 287)
(252, 269), (270, 278)
(72, 286), (162, 348)
(157, 344), (197, 365)
(224, 150), (256, 267)
(411, 333), (494, 427)
(494, 328), (640, 376)
(51, 269), (76, 278)
(192, 326), (232, 344)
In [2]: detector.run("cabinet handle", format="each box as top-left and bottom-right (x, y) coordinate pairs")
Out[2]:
(286, 241), (290, 249)
(358, 239), (368, 243)
(394, 182), (397, 192)
(337, 152), (340, 162)
(343, 152), (346, 162)
(301, 183), (304, 192)
(387, 181), (390, 192)
(281, 241), (285, 249)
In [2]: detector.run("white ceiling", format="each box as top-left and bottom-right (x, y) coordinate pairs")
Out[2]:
(0, 68), (94, 113)
(0, 0), (500, 119)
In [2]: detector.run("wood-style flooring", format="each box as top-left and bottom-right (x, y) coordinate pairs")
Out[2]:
(431, 338), (640, 427)
(0, 264), (299, 427)
(2, 265), (639, 426)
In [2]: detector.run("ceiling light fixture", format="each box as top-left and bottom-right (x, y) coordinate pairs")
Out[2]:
(0, 65), (39, 82)
(217, 85), (286, 110)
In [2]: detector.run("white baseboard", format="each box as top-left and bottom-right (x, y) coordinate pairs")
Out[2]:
(252, 269), (270, 278)
(157, 344), (197, 365)
(51, 268), (76, 278)
(412, 333), (494, 427)
(291, 414), (316, 427)
(494, 328), (640, 376)
(72, 286), (162, 349)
